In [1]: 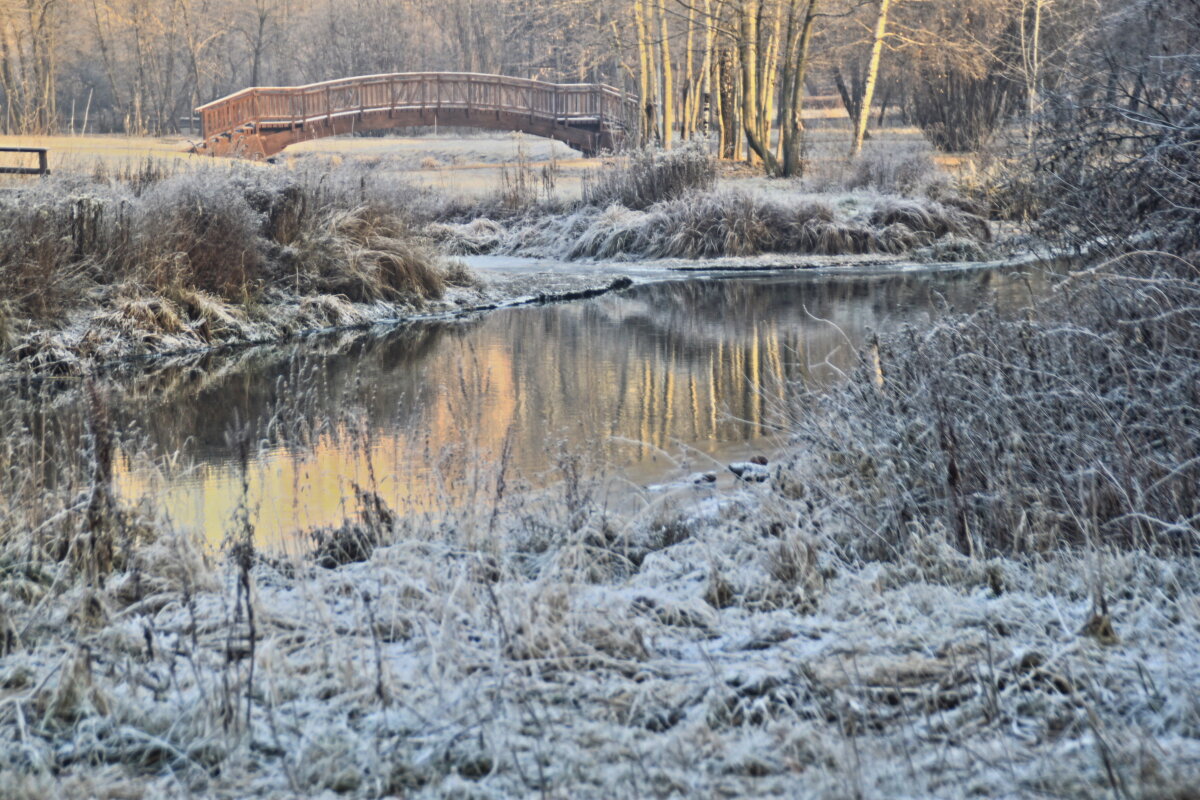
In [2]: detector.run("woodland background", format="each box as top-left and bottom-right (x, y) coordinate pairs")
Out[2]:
(1, 0), (1193, 175)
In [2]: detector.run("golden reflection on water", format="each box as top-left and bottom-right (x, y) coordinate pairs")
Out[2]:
(110, 269), (1029, 548)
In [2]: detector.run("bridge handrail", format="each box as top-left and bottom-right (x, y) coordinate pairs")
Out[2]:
(196, 72), (638, 144)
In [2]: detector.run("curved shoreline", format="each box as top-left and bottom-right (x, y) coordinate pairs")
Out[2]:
(1, 250), (1053, 386)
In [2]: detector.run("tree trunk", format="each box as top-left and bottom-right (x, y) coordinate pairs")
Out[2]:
(738, 1), (777, 171)
(850, 0), (891, 157)
(781, 0), (819, 177)
(694, 0), (718, 136)
(718, 46), (738, 159)
(634, 0), (657, 141)
(683, 0), (696, 139)
(1023, 0), (1042, 141)
(657, 0), (674, 148)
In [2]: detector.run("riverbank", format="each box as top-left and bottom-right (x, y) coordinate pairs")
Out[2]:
(0, 262), (640, 382)
(0, 246), (1024, 383)
(3, 482), (1196, 798)
(0, 144), (1015, 382)
(2, 247), (1197, 798)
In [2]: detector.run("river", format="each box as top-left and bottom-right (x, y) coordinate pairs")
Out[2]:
(63, 264), (1040, 551)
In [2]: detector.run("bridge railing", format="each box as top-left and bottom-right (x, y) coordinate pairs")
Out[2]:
(197, 73), (638, 145)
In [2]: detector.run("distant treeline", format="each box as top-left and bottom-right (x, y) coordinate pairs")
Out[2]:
(0, 1), (1194, 170)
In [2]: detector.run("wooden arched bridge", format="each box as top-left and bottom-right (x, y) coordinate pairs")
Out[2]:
(194, 72), (640, 159)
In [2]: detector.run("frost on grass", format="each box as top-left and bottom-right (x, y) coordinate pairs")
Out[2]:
(1, 472), (1197, 799)
(1, 254), (1192, 798)
(428, 145), (993, 263)
(431, 191), (993, 262)
(0, 162), (474, 378)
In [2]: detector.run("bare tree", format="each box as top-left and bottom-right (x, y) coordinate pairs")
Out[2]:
(849, 0), (890, 156)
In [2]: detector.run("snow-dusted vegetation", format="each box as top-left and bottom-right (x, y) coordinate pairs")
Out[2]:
(429, 146), (995, 261)
(2, 0), (1199, 796)
(2, 253), (1198, 796)
(0, 163), (478, 376)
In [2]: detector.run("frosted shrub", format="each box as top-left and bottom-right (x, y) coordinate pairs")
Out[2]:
(0, 163), (457, 333)
(135, 170), (269, 297)
(784, 254), (1200, 558)
(527, 191), (985, 261)
(847, 147), (942, 196)
(582, 143), (716, 210)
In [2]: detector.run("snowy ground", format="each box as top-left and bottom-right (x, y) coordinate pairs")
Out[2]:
(2, 473), (1197, 798)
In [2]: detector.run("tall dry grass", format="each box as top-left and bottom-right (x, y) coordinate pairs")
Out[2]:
(0, 161), (454, 330)
(581, 144), (716, 210)
(432, 190), (993, 261)
(782, 253), (1200, 559)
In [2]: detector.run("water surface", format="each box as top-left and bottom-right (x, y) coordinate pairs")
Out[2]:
(107, 267), (1039, 548)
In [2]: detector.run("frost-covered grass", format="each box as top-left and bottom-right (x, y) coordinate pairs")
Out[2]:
(0, 161), (473, 376)
(0, 161), (453, 313)
(431, 191), (991, 261)
(0, 146), (999, 378)
(780, 253), (1200, 560)
(424, 143), (995, 263)
(581, 145), (717, 210)
(1, 255), (1197, 798)
(4, 485), (1197, 798)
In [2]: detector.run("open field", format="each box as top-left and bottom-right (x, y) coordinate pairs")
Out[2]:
(0, 121), (968, 202)
(0, 134), (203, 173)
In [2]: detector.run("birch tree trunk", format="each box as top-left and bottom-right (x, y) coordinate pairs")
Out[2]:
(633, 0), (657, 141)
(850, 0), (891, 157)
(682, 0), (695, 139)
(1022, 0), (1042, 141)
(693, 0), (717, 136)
(657, 0), (674, 148)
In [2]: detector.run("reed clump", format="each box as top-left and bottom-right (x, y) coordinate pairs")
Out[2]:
(436, 190), (993, 261)
(297, 206), (445, 303)
(0, 162), (468, 372)
(781, 253), (1200, 560)
(581, 143), (716, 210)
(0, 164), (453, 317)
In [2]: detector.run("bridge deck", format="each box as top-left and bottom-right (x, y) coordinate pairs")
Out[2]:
(195, 72), (639, 158)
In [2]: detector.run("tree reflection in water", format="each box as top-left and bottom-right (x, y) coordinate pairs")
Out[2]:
(79, 268), (1036, 548)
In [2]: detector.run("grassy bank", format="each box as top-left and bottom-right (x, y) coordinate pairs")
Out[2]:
(0, 143), (1007, 379)
(0, 161), (475, 377)
(430, 146), (998, 262)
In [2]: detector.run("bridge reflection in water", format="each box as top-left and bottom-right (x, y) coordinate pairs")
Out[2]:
(112, 269), (1032, 548)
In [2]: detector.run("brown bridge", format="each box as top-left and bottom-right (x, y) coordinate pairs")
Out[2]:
(194, 72), (640, 159)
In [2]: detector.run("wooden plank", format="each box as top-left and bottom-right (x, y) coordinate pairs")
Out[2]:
(0, 147), (50, 176)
